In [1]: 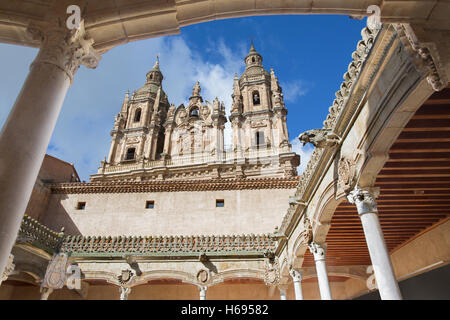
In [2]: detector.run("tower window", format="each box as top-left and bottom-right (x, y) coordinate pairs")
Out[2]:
(256, 131), (265, 146)
(134, 108), (141, 122)
(252, 91), (260, 105)
(146, 200), (155, 209)
(252, 57), (255, 63)
(216, 199), (224, 207)
(126, 148), (136, 160)
(190, 107), (199, 117)
(76, 202), (86, 210)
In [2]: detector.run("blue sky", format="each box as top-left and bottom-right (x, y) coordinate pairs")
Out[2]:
(0, 15), (366, 181)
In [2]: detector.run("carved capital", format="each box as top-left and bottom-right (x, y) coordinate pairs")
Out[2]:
(0, 254), (15, 284)
(308, 242), (326, 262)
(27, 20), (100, 83)
(119, 286), (131, 300)
(289, 269), (302, 282)
(347, 186), (379, 215)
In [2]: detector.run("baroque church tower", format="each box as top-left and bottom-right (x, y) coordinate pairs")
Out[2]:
(92, 46), (299, 182)
(106, 60), (170, 165)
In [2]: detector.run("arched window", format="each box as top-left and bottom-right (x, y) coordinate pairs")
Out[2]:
(190, 107), (199, 117)
(252, 91), (260, 105)
(125, 148), (136, 160)
(256, 131), (265, 146)
(134, 108), (141, 122)
(149, 74), (153, 80)
(252, 57), (255, 63)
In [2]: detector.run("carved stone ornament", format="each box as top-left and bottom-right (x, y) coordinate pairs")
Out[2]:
(42, 253), (68, 289)
(1, 254), (15, 284)
(264, 258), (280, 286)
(347, 186), (379, 215)
(298, 129), (340, 149)
(27, 19), (100, 83)
(118, 269), (134, 285)
(337, 157), (357, 195)
(289, 269), (302, 282)
(308, 242), (326, 262)
(394, 24), (448, 92)
(197, 269), (209, 283)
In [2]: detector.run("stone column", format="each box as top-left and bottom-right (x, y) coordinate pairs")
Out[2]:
(289, 269), (304, 300)
(347, 187), (402, 300)
(278, 285), (287, 300)
(199, 286), (207, 300)
(40, 287), (53, 300)
(308, 242), (332, 300)
(0, 21), (100, 278)
(119, 286), (131, 300)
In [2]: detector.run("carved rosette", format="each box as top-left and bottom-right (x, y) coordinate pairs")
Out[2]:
(308, 242), (326, 262)
(347, 186), (379, 215)
(27, 20), (100, 83)
(118, 269), (134, 285)
(42, 253), (69, 289)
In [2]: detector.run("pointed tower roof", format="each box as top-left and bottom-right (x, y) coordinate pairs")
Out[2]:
(136, 58), (164, 96)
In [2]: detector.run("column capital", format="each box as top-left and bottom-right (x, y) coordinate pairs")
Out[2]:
(27, 19), (100, 83)
(0, 254), (15, 285)
(119, 286), (131, 300)
(347, 186), (379, 215)
(289, 269), (302, 282)
(308, 242), (326, 261)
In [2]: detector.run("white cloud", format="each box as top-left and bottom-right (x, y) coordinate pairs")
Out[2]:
(281, 80), (308, 103)
(290, 137), (314, 175)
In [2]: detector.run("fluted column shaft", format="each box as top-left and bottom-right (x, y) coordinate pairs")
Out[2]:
(347, 187), (402, 300)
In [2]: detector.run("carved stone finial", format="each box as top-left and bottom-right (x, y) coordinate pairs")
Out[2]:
(347, 186), (379, 215)
(308, 242), (326, 262)
(298, 129), (340, 149)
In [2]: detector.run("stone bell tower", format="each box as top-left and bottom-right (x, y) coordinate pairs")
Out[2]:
(230, 43), (291, 156)
(106, 59), (170, 166)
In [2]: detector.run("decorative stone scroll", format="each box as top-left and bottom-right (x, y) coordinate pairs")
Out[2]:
(394, 24), (448, 92)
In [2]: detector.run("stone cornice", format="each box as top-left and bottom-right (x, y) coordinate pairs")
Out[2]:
(49, 177), (299, 194)
(278, 25), (394, 238)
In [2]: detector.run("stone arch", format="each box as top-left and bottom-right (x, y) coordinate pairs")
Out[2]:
(209, 268), (265, 286)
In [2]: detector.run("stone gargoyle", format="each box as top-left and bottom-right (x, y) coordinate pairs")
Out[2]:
(298, 129), (340, 149)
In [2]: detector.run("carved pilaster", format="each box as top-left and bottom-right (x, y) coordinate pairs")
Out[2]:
(347, 186), (380, 215)
(308, 242), (326, 262)
(27, 20), (100, 83)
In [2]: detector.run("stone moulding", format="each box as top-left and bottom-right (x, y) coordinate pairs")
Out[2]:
(16, 215), (277, 259)
(278, 25), (384, 236)
(49, 177), (299, 194)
